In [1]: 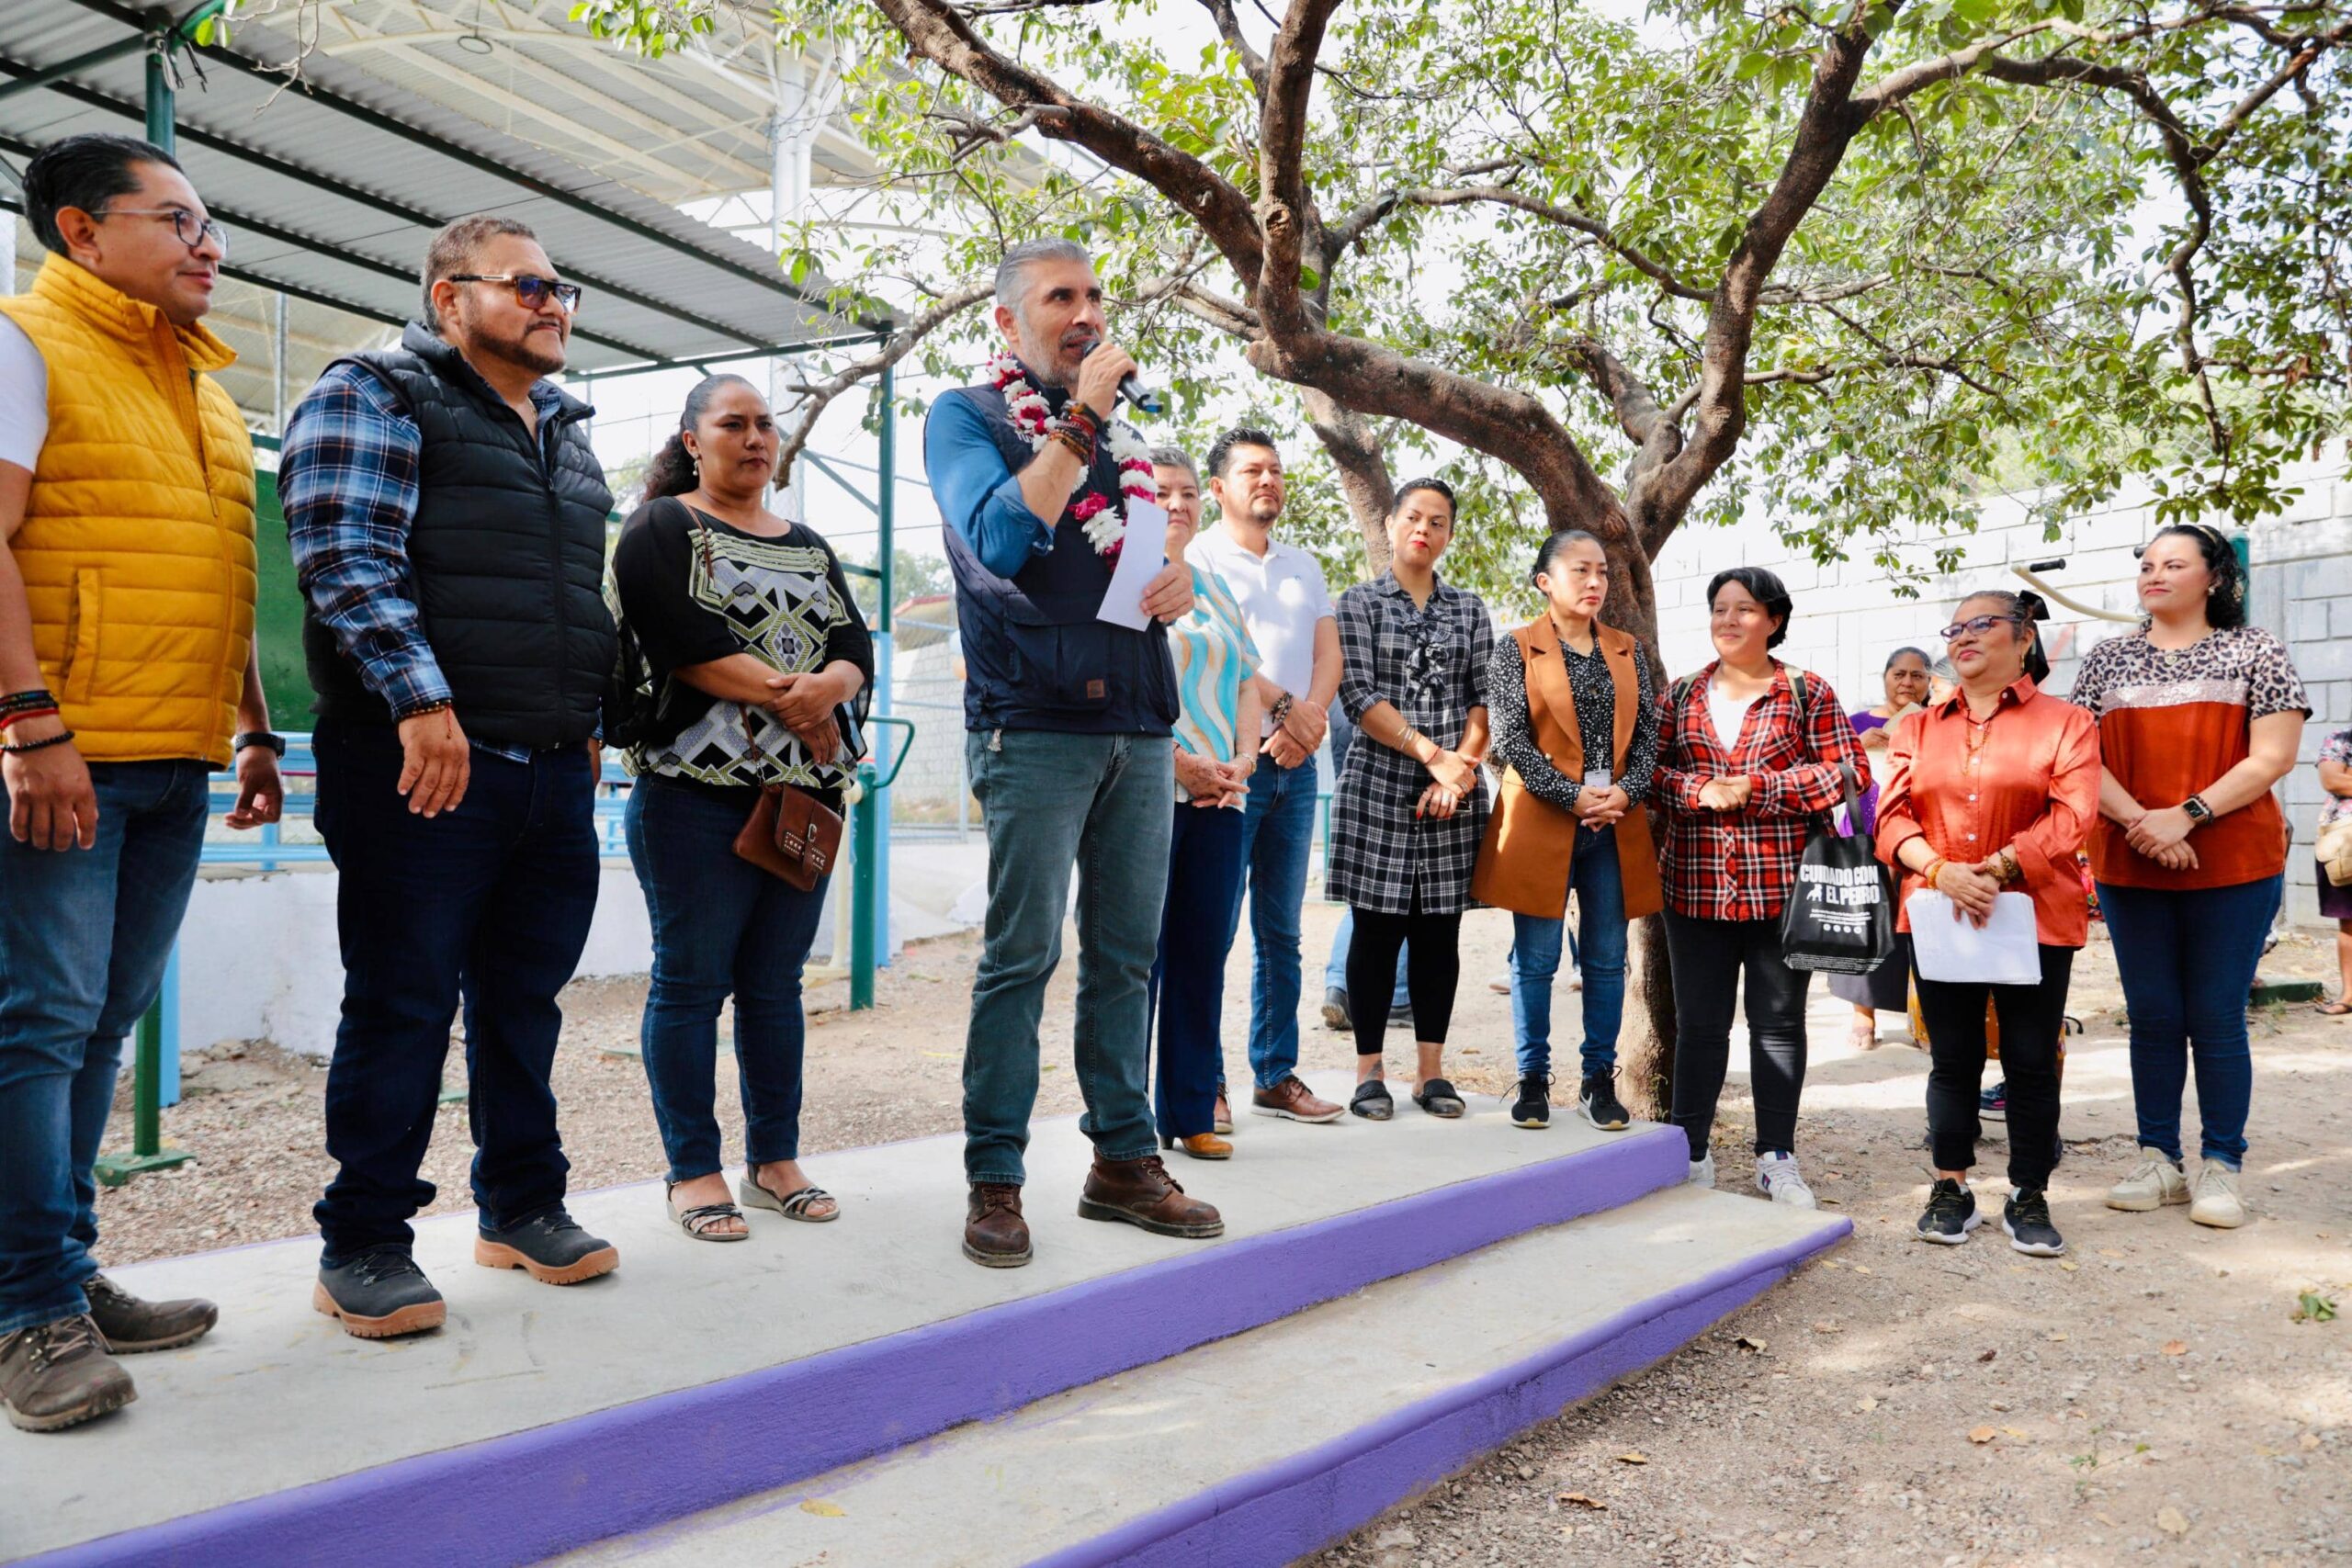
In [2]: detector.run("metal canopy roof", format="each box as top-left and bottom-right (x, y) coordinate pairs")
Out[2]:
(0, 0), (881, 380)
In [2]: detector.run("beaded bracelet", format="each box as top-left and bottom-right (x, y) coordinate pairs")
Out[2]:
(1048, 428), (1093, 463)
(1923, 856), (1947, 890)
(2, 727), (75, 755)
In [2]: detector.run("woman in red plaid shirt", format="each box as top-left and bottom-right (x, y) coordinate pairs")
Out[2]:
(1655, 567), (1870, 1207)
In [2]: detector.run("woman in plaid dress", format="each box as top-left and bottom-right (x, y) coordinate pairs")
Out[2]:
(1329, 479), (1493, 1122)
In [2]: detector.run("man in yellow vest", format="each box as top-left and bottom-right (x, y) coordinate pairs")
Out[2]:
(0, 134), (283, 1433)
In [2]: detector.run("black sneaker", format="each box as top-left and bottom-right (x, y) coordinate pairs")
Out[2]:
(314, 1247), (446, 1338)
(2002, 1186), (2065, 1257)
(1387, 1002), (1413, 1029)
(1915, 1178), (1980, 1245)
(1510, 1074), (1551, 1129)
(1320, 987), (1351, 1031)
(1980, 1080), (2007, 1122)
(474, 1205), (620, 1285)
(1577, 1073), (1630, 1131)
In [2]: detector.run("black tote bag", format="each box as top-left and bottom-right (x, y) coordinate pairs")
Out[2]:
(1781, 762), (1897, 975)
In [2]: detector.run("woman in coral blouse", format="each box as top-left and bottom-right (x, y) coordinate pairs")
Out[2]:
(1875, 590), (2098, 1258)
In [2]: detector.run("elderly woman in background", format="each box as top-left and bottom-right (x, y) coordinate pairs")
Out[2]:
(1144, 448), (1261, 1159)
(1831, 647), (1933, 1050)
(2318, 726), (2352, 1017)
(1876, 591), (2096, 1258)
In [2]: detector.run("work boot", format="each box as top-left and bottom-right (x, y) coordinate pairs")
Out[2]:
(314, 1247), (447, 1338)
(85, 1273), (218, 1354)
(1, 1314), (135, 1432)
(474, 1206), (620, 1285)
(964, 1182), (1032, 1268)
(1078, 1154), (1225, 1239)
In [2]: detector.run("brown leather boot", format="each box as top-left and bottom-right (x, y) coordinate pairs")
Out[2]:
(85, 1274), (218, 1354)
(1079, 1155), (1225, 1238)
(1, 1315), (135, 1433)
(964, 1182), (1032, 1268)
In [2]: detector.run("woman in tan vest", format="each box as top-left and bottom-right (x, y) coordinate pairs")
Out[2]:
(1471, 529), (1662, 1132)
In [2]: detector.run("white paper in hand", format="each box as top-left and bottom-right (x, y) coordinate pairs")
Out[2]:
(1095, 499), (1170, 631)
(1905, 889), (2041, 986)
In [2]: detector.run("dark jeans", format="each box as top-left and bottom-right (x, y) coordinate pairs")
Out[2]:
(1663, 910), (1812, 1160)
(1917, 943), (2075, 1189)
(2097, 875), (2277, 1167)
(1347, 901), (1462, 1055)
(962, 730), (1168, 1186)
(1149, 799), (1247, 1139)
(311, 722), (600, 1264)
(0, 761), (207, 1333)
(625, 774), (829, 1182)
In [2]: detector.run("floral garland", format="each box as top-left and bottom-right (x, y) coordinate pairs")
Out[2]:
(988, 350), (1157, 558)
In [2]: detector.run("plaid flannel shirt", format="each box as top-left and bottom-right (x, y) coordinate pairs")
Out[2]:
(282, 361), (571, 763)
(1652, 660), (1870, 922)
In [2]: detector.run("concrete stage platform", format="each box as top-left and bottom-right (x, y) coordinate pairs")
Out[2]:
(4, 1074), (1841, 1568)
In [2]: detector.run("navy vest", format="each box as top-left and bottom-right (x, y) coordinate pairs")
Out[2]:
(936, 383), (1177, 736)
(301, 322), (616, 749)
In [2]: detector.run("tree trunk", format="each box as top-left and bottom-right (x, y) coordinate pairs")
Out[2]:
(1616, 913), (1677, 1123)
(1300, 387), (1395, 573)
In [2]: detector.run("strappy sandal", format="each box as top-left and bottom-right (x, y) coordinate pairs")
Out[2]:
(665, 1180), (748, 1242)
(1350, 1079), (1394, 1121)
(738, 1174), (840, 1223)
(1413, 1077), (1466, 1119)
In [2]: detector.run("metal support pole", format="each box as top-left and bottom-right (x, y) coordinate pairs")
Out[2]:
(94, 951), (192, 1185)
(869, 363), (896, 969)
(143, 15), (174, 155)
(850, 761), (879, 1010)
(0, 35), (153, 108)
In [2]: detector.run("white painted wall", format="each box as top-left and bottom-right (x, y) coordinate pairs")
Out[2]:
(1645, 460), (2352, 922)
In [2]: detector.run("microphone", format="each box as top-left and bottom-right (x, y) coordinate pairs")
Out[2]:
(1078, 338), (1164, 416)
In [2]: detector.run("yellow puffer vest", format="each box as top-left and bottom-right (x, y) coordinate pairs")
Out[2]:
(0, 254), (256, 767)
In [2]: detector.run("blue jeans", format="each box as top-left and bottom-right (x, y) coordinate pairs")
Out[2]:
(1321, 710), (1408, 1008)
(963, 729), (1169, 1185)
(311, 722), (601, 1263)
(1234, 750), (1317, 1089)
(0, 761), (208, 1334)
(2097, 874), (2277, 1168)
(625, 775), (830, 1182)
(1150, 800), (1247, 1138)
(1510, 826), (1627, 1081)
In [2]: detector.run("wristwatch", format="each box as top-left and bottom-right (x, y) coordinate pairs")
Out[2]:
(2181, 794), (2215, 827)
(232, 730), (287, 757)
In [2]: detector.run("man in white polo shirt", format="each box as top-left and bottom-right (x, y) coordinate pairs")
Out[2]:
(1189, 428), (1344, 1127)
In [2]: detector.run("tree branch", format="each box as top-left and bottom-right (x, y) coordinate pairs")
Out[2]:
(1300, 386), (1397, 570)
(1255, 0), (1345, 329)
(1198, 0), (1271, 96)
(1387, 186), (1713, 300)
(775, 283), (993, 479)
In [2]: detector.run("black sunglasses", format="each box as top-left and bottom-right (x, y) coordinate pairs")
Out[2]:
(448, 273), (583, 312)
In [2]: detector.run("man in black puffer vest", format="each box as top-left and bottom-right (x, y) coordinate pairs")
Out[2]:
(283, 216), (618, 1338)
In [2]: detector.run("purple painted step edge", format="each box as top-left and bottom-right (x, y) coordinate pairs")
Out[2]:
(1032, 1214), (1852, 1568)
(28, 1124), (1688, 1568)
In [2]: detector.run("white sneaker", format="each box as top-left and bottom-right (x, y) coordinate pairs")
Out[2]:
(1487, 972), (1511, 995)
(1688, 1151), (1716, 1189)
(1755, 1151), (1817, 1209)
(2105, 1148), (2190, 1212)
(2188, 1161), (2245, 1228)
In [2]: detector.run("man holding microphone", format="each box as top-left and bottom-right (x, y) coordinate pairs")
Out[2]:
(924, 239), (1220, 1268)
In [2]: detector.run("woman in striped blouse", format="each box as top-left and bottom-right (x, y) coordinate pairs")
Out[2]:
(1146, 448), (1262, 1160)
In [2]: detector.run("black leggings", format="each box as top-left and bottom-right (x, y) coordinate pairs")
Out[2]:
(1917, 944), (2074, 1190)
(1347, 902), (1463, 1056)
(1663, 911), (1813, 1160)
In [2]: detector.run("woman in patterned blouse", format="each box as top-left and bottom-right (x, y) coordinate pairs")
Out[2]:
(1145, 448), (1261, 1161)
(1471, 528), (1662, 1134)
(1653, 566), (1869, 1208)
(610, 375), (873, 1241)
(2071, 524), (2308, 1229)
(1329, 479), (1492, 1122)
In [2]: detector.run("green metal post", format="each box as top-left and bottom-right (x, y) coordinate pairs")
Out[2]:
(850, 761), (879, 1010)
(143, 14), (174, 154)
(869, 360), (895, 970)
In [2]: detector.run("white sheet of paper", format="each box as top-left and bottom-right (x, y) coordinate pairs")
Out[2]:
(1095, 499), (1170, 631)
(1905, 889), (2041, 986)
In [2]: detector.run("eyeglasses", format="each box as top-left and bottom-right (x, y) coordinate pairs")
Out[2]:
(447, 273), (583, 312)
(1939, 613), (2024, 641)
(96, 206), (227, 257)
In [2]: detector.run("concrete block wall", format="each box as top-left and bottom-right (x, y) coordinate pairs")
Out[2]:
(1647, 462), (2352, 923)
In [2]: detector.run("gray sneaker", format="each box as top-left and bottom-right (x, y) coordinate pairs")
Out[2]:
(1688, 1150), (1716, 1188)
(1, 1314), (134, 1432)
(2106, 1148), (2189, 1212)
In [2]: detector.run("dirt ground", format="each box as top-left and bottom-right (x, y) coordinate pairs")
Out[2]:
(94, 899), (2352, 1568)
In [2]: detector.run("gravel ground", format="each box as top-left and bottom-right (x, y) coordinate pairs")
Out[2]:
(92, 900), (2352, 1567)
